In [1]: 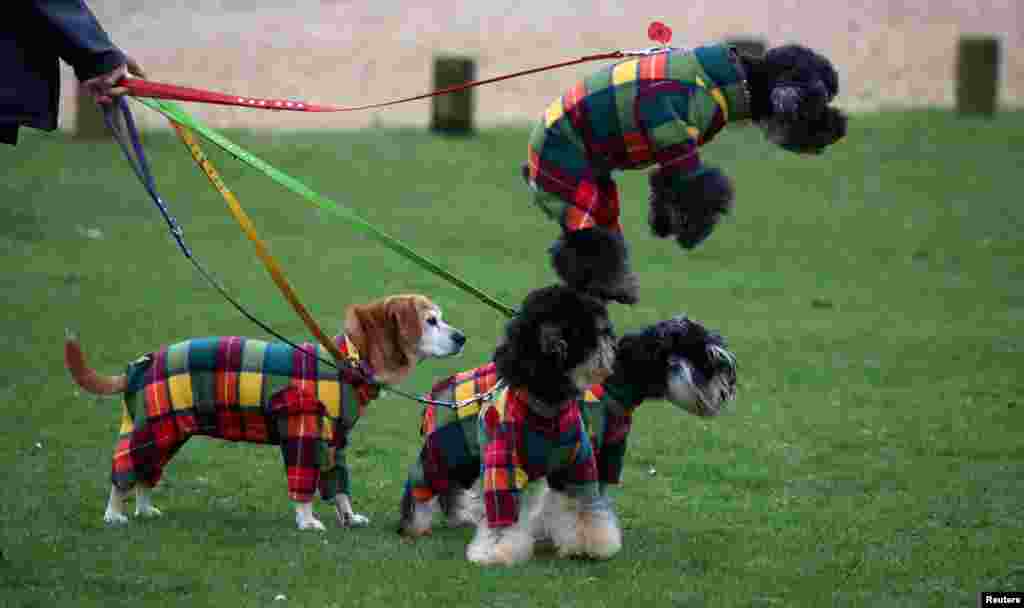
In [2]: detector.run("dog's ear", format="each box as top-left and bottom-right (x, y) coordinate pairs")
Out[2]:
(539, 323), (568, 362)
(386, 296), (424, 350)
(770, 84), (803, 117)
(770, 78), (831, 121)
(344, 297), (417, 385)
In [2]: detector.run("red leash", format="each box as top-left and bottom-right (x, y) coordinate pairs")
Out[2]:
(122, 22), (677, 112)
(122, 51), (629, 112)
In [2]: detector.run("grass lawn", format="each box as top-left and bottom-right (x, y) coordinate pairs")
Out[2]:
(0, 108), (1021, 607)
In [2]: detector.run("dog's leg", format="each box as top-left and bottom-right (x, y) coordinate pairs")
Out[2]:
(467, 521), (534, 566)
(535, 487), (586, 557)
(399, 492), (437, 537)
(524, 481), (556, 550)
(648, 166), (734, 250)
(134, 485), (163, 519)
(294, 501), (326, 531)
(103, 484), (131, 525)
(441, 486), (482, 529)
(575, 492), (622, 560)
(334, 494), (369, 528)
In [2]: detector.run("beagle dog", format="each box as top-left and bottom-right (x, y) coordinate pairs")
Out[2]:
(65, 294), (465, 531)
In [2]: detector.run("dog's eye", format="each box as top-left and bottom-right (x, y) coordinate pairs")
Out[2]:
(427, 317), (439, 327)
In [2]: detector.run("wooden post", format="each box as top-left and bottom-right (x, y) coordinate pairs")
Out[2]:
(956, 35), (1000, 117)
(431, 55), (475, 135)
(74, 84), (109, 139)
(727, 37), (767, 58)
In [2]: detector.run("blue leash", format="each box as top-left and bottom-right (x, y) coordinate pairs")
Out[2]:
(101, 97), (352, 373)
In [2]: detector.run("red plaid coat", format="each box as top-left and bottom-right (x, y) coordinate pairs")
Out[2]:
(478, 386), (599, 528)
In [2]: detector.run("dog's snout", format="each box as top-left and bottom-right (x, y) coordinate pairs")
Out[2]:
(453, 332), (467, 347)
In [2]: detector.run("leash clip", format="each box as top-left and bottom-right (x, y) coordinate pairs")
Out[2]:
(621, 45), (677, 57)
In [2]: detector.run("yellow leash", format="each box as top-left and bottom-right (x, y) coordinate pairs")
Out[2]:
(169, 121), (347, 363)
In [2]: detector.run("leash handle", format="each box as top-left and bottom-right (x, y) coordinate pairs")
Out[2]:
(121, 51), (626, 113)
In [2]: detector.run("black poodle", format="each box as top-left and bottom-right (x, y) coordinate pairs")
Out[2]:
(443, 284), (620, 565)
(525, 42), (847, 304)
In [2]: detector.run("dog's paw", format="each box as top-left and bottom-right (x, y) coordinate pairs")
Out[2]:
(468, 525), (534, 566)
(103, 511), (130, 526)
(467, 539), (498, 565)
(400, 524), (433, 538)
(296, 516), (327, 531)
(578, 509), (623, 560)
(338, 510), (370, 528)
(134, 505), (163, 519)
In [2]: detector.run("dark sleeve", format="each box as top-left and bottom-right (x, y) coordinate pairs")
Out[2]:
(26, 0), (126, 81)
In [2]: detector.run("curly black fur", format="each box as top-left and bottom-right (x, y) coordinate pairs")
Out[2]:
(550, 227), (638, 304)
(494, 284), (609, 406)
(648, 166), (734, 249)
(607, 315), (728, 401)
(740, 44), (848, 155)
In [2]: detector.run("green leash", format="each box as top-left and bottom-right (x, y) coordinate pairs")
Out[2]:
(136, 97), (518, 319)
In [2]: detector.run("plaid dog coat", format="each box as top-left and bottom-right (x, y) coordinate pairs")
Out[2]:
(525, 43), (752, 233)
(478, 385), (599, 527)
(405, 364), (638, 523)
(111, 334), (378, 503)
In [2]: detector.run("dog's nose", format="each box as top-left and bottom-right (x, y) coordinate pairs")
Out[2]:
(453, 332), (467, 347)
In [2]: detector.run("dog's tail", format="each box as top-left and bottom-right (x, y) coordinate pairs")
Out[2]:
(64, 329), (127, 395)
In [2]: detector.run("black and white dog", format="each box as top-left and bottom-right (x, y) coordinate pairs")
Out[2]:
(399, 315), (737, 550)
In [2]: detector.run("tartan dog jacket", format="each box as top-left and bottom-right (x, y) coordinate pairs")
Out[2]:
(405, 364), (639, 521)
(111, 334), (378, 503)
(525, 43), (752, 234)
(478, 384), (599, 527)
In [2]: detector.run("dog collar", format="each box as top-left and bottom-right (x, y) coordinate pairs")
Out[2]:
(728, 47), (754, 122)
(692, 44), (754, 123)
(338, 334), (380, 406)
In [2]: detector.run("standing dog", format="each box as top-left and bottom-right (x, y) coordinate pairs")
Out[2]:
(452, 285), (618, 566)
(65, 294), (465, 530)
(398, 315), (736, 540)
(525, 42), (847, 303)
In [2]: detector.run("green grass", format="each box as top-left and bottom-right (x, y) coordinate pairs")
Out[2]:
(1, 109), (1022, 607)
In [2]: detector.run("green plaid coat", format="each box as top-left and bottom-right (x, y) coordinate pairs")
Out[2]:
(524, 43), (752, 233)
(112, 334), (377, 502)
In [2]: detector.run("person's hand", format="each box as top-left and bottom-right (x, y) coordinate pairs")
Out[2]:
(81, 57), (146, 104)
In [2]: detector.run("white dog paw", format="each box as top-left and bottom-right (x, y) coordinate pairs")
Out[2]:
(344, 512), (370, 528)
(467, 541), (498, 565)
(468, 526), (533, 566)
(134, 505), (163, 519)
(296, 517), (327, 531)
(578, 510), (622, 560)
(103, 511), (130, 526)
